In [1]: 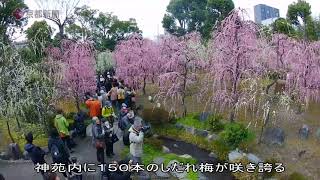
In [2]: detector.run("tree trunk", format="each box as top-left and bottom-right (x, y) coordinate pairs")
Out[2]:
(75, 95), (81, 113)
(6, 121), (15, 143)
(229, 107), (235, 123)
(259, 107), (270, 144)
(142, 77), (146, 95)
(15, 118), (21, 130)
(59, 25), (64, 39)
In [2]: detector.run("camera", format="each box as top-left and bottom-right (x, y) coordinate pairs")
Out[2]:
(141, 125), (151, 132)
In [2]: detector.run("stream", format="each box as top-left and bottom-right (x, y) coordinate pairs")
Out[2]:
(159, 137), (234, 180)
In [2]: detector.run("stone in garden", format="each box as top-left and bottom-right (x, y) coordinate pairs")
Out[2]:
(185, 126), (195, 134)
(0, 151), (10, 160)
(316, 128), (320, 140)
(155, 169), (170, 178)
(207, 134), (219, 141)
(22, 151), (30, 160)
(246, 153), (263, 164)
(162, 146), (170, 153)
(7, 143), (22, 160)
(86, 123), (93, 137)
(228, 150), (244, 162)
(194, 129), (209, 137)
(153, 157), (164, 165)
(179, 154), (192, 159)
(299, 124), (310, 139)
(208, 152), (217, 158)
(199, 112), (210, 122)
(263, 127), (285, 146)
(198, 173), (208, 180)
(167, 160), (187, 179)
(175, 123), (184, 130)
(152, 134), (159, 138)
(137, 171), (151, 180)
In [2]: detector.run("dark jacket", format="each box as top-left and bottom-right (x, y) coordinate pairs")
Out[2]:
(24, 143), (46, 164)
(92, 123), (105, 144)
(48, 137), (70, 163)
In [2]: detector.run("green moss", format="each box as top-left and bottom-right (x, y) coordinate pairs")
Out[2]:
(187, 171), (199, 180)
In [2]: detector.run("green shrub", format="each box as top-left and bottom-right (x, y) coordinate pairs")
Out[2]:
(142, 108), (175, 126)
(232, 157), (260, 180)
(207, 114), (224, 132)
(177, 115), (206, 129)
(219, 122), (255, 149)
(212, 139), (231, 161)
(287, 172), (307, 180)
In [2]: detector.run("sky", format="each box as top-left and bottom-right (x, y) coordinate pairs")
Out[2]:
(18, 0), (320, 41)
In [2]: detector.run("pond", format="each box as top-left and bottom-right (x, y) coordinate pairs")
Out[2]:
(159, 137), (234, 180)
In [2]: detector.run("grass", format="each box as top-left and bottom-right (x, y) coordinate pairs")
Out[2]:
(0, 120), (48, 151)
(177, 114), (207, 130)
(121, 138), (199, 179)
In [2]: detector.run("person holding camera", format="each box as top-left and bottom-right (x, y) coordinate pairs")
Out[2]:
(128, 117), (144, 165)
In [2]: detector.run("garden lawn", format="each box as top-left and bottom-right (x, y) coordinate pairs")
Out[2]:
(121, 141), (199, 179)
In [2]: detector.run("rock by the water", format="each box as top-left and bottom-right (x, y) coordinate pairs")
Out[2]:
(316, 128), (320, 140)
(173, 144), (178, 148)
(7, 143), (22, 160)
(263, 127), (285, 146)
(162, 146), (170, 153)
(198, 172), (208, 180)
(155, 169), (170, 178)
(194, 129), (209, 137)
(207, 134), (219, 141)
(152, 134), (159, 138)
(299, 124), (310, 139)
(185, 126), (195, 134)
(199, 112), (210, 121)
(228, 150), (244, 162)
(22, 151), (30, 160)
(86, 124), (93, 137)
(179, 154), (192, 159)
(208, 152), (217, 158)
(153, 157), (165, 165)
(167, 160), (187, 179)
(175, 123), (184, 130)
(0, 151), (10, 160)
(137, 171), (151, 180)
(246, 153), (262, 164)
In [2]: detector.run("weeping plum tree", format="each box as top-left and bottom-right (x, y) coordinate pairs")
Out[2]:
(0, 43), (31, 142)
(205, 10), (262, 122)
(156, 32), (205, 117)
(48, 40), (96, 112)
(96, 50), (115, 74)
(114, 33), (161, 94)
(286, 41), (320, 108)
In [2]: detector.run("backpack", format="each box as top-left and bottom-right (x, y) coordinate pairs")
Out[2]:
(123, 130), (130, 146)
(118, 90), (125, 100)
(51, 143), (62, 161)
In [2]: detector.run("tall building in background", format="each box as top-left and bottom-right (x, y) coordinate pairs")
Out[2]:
(254, 4), (280, 24)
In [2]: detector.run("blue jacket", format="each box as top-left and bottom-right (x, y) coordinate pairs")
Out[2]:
(24, 143), (46, 164)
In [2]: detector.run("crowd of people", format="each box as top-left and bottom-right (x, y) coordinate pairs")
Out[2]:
(18, 72), (146, 180)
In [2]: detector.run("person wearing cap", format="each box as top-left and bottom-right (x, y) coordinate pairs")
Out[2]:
(24, 132), (47, 179)
(119, 103), (129, 120)
(108, 83), (118, 112)
(119, 110), (134, 131)
(102, 101), (115, 125)
(85, 95), (102, 118)
(128, 117), (144, 165)
(92, 117), (105, 163)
